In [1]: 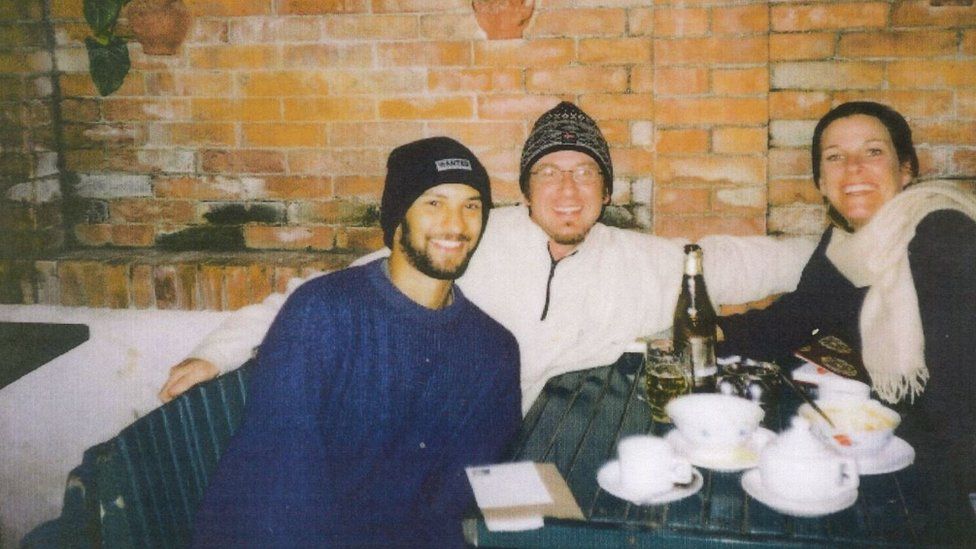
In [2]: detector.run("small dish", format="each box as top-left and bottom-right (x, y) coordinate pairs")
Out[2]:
(597, 461), (703, 505)
(741, 469), (858, 517)
(855, 436), (914, 475)
(666, 428), (775, 472)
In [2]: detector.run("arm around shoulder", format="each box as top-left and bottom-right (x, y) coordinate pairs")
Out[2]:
(698, 234), (817, 306)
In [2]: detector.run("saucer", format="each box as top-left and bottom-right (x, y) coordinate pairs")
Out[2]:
(597, 461), (703, 505)
(741, 469), (858, 517)
(855, 436), (914, 475)
(665, 428), (775, 472)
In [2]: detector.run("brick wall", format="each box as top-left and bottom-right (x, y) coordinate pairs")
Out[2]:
(1, 0), (974, 309)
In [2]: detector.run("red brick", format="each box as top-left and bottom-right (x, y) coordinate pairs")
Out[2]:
(378, 97), (473, 119)
(769, 179), (823, 206)
(198, 265), (224, 310)
(284, 97), (374, 121)
(656, 97), (767, 126)
(892, 0), (976, 27)
(610, 147), (653, 176)
(655, 214), (765, 239)
(953, 149), (976, 174)
(334, 175), (384, 198)
(419, 14), (480, 41)
(656, 36), (768, 65)
(654, 67), (708, 96)
(376, 41), (471, 67)
(261, 176), (333, 199)
(166, 123), (237, 147)
(473, 38), (574, 67)
(324, 14), (418, 39)
(289, 149), (386, 177)
(653, 7), (708, 37)
(242, 123), (327, 147)
(112, 224), (155, 247)
(628, 8), (653, 36)
(713, 5), (769, 35)
(329, 70), (427, 95)
(192, 98), (280, 122)
(526, 66), (628, 94)
(833, 90), (953, 118)
(246, 264), (274, 305)
(282, 44), (373, 69)
(244, 225), (337, 250)
(152, 265), (178, 309)
(155, 177), (244, 200)
(371, 0), (466, 12)
(768, 148), (811, 178)
(713, 67), (768, 95)
(426, 121), (526, 148)
(131, 264), (155, 309)
(839, 30), (958, 58)
(579, 38), (651, 65)
(769, 91), (832, 119)
(228, 17), (321, 43)
(174, 72), (234, 97)
(428, 68), (522, 93)
(223, 266), (249, 310)
(341, 226), (385, 251)
(272, 265), (300, 295)
(184, 0), (271, 16)
(656, 187), (710, 214)
(526, 8), (626, 37)
(960, 90), (976, 117)
(110, 199), (196, 224)
(657, 155), (766, 186)
(73, 223), (110, 247)
(578, 94), (652, 120)
(656, 129), (709, 154)
(964, 30), (976, 56)
(772, 3), (889, 32)
(200, 149), (287, 174)
(633, 66), (658, 93)
(278, 0), (368, 14)
(889, 60), (976, 88)
(328, 121), (425, 147)
(713, 127), (767, 155)
(188, 45), (277, 70)
(240, 71), (329, 97)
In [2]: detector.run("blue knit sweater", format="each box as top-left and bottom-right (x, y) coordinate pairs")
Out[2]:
(192, 260), (521, 548)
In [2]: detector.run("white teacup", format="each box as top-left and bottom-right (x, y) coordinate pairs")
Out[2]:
(666, 394), (764, 455)
(759, 417), (859, 502)
(617, 435), (693, 496)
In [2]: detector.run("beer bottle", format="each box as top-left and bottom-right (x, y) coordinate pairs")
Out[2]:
(672, 244), (717, 391)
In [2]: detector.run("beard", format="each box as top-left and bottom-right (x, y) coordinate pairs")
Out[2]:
(399, 219), (477, 281)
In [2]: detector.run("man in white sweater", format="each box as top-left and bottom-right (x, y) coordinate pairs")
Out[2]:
(160, 102), (814, 413)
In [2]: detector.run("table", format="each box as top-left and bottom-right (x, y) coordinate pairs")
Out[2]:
(463, 353), (934, 547)
(0, 321), (89, 390)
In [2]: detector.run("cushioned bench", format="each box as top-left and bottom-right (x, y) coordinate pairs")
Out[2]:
(24, 362), (253, 548)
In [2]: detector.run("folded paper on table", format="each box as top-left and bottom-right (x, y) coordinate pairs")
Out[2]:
(466, 461), (584, 532)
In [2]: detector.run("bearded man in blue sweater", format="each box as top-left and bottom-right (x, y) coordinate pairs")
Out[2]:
(192, 137), (522, 548)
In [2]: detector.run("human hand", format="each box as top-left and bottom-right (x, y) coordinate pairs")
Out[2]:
(158, 358), (219, 403)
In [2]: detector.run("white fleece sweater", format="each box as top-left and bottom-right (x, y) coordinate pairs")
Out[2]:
(191, 206), (815, 412)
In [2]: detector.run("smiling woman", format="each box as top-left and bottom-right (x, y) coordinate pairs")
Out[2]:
(717, 101), (976, 545)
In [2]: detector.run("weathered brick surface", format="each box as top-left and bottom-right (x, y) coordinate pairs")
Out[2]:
(2, 0), (975, 308)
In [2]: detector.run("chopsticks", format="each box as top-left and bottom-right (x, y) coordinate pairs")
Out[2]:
(777, 369), (836, 428)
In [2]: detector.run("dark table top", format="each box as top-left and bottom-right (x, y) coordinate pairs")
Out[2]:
(464, 353), (933, 547)
(0, 321), (89, 390)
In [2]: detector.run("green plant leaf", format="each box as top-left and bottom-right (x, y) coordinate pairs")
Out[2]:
(85, 36), (130, 96)
(83, 0), (124, 36)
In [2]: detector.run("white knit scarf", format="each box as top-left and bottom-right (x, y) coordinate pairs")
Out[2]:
(825, 181), (976, 404)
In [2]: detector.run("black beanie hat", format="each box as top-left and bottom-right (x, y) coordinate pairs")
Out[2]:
(381, 137), (492, 249)
(519, 101), (613, 196)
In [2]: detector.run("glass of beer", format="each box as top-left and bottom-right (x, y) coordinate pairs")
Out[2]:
(644, 350), (692, 423)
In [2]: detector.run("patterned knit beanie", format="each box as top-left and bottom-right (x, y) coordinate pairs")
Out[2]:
(519, 101), (613, 195)
(381, 137), (492, 248)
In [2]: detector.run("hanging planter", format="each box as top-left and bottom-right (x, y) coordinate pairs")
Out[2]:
(472, 0), (535, 40)
(82, 0), (191, 96)
(125, 0), (191, 56)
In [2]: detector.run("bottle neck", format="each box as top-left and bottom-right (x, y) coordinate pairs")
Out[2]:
(683, 251), (703, 277)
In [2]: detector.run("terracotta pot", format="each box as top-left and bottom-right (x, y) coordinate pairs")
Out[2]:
(126, 0), (191, 56)
(472, 0), (534, 40)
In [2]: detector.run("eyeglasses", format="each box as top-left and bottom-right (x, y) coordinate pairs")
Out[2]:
(530, 164), (602, 186)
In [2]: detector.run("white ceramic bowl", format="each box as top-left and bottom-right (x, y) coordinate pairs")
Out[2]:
(666, 393), (764, 453)
(799, 399), (901, 457)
